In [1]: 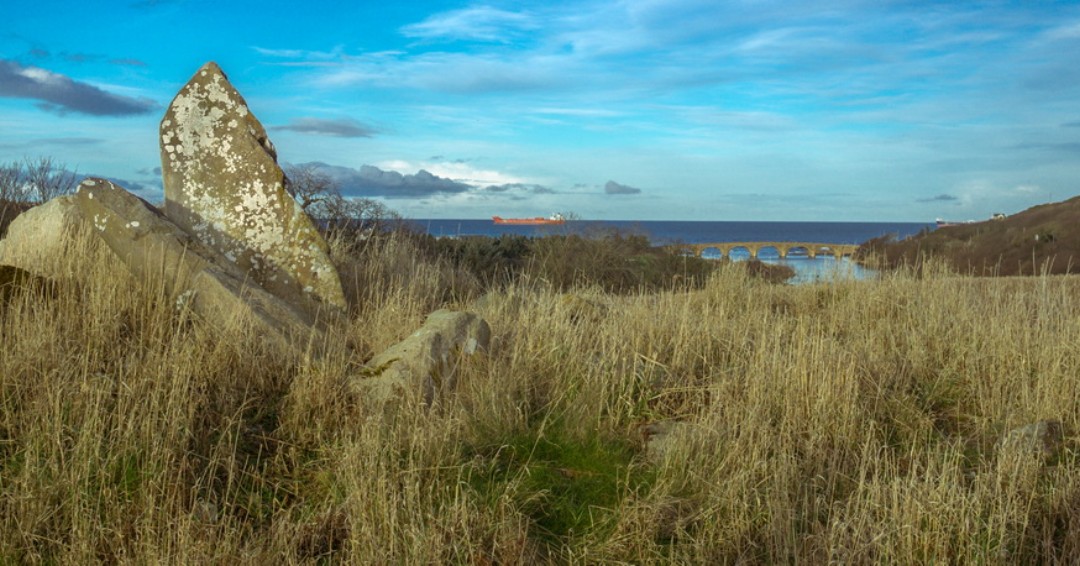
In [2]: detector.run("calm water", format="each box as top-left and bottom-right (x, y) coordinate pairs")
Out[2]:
(407, 219), (933, 283)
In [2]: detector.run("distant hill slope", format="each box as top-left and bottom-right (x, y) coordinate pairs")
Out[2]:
(857, 196), (1080, 276)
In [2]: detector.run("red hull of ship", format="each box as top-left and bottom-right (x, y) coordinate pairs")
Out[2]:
(492, 216), (566, 225)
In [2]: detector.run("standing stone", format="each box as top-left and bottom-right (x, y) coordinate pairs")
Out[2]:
(160, 61), (345, 314)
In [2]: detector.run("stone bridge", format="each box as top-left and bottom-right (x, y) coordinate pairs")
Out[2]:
(675, 242), (860, 260)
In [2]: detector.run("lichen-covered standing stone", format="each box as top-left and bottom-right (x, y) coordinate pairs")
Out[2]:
(160, 61), (345, 314)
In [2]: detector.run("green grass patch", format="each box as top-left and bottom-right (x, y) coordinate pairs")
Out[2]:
(465, 420), (654, 544)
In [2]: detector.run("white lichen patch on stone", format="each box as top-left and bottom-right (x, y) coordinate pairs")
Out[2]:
(174, 289), (197, 312)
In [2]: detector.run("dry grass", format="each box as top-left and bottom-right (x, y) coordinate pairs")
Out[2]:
(3, 228), (1080, 563)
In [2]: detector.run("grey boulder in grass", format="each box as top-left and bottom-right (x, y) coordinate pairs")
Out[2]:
(355, 309), (491, 407)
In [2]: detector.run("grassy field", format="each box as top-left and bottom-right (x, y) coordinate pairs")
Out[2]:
(2, 227), (1080, 564)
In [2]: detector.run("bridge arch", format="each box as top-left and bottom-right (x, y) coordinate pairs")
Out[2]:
(756, 245), (783, 259)
(786, 245), (812, 259)
(680, 242), (859, 261)
(697, 245), (724, 259)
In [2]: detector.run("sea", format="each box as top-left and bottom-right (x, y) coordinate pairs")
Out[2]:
(406, 219), (934, 284)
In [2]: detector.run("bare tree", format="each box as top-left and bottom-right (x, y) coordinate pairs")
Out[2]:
(284, 163), (337, 211)
(0, 157), (79, 235)
(22, 157), (79, 203)
(0, 162), (20, 203)
(283, 164), (401, 238)
(0, 157), (79, 204)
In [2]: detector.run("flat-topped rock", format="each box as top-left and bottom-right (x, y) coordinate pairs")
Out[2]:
(160, 61), (345, 315)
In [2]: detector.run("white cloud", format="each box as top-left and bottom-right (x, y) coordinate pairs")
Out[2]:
(377, 158), (528, 188)
(401, 6), (537, 42)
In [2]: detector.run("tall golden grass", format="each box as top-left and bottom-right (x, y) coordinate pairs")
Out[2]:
(2, 228), (1080, 563)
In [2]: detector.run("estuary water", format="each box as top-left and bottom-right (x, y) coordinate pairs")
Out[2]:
(407, 219), (933, 284)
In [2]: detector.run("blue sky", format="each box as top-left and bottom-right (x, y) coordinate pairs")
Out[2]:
(2, 0), (1080, 221)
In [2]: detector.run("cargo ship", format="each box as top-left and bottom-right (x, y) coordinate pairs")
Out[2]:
(492, 213), (566, 225)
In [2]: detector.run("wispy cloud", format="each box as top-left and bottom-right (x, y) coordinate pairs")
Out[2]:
(533, 107), (622, 118)
(308, 50), (574, 93)
(0, 137), (102, 150)
(297, 2), (969, 101)
(1042, 21), (1080, 42)
(273, 117), (376, 138)
(483, 182), (556, 195)
(1013, 141), (1080, 153)
(110, 58), (147, 67)
(917, 194), (959, 203)
(253, 45), (346, 61)
(0, 59), (157, 116)
(400, 6), (537, 43)
(36, 137), (103, 147)
(61, 52), (102, 64)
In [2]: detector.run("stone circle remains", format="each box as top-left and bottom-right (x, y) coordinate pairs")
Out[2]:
(0, 61), (489, 406)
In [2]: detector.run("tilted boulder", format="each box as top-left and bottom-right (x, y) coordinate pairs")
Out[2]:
(160, 61), (345, 316)
(354, 309), (491, 406)
(75, 178), (324, 346)
(0, 195), (85, 275)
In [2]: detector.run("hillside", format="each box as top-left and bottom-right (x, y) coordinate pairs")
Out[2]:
(858, 196), (1080, 276)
